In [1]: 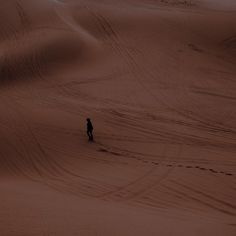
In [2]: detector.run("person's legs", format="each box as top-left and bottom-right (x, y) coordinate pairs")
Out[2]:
(87, 130), (91, 140)
(87, 130), (94, 141)
(90, 131), (94, 141)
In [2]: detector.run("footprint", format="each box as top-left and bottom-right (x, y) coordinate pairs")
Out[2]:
(152, 162), (159, 165)
(186, 166), (193, 168)
(110, 151), (121, 156)
(98, 148), (108, 153)
(166, 164), (173, 167)
(225, 173), (233, 176)
(177, 165), (183, 167)
(199, 167), (206, 170)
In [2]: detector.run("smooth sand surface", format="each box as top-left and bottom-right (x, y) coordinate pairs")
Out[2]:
(0, 0), (236, 235)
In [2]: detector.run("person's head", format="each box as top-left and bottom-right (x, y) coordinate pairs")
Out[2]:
(87, 118), (90, 122)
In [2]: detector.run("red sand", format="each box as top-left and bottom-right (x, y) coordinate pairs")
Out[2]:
(0, 0), (236, 235)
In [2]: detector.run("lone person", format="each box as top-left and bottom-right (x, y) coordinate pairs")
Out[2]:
(86, 118), (94, 141)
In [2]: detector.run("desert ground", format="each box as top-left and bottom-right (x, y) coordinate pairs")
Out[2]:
(0, 0), (236, 235)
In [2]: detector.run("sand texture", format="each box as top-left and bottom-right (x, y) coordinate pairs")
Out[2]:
(0, 0), (236, 235)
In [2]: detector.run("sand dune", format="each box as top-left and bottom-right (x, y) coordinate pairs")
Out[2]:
(0, 0), (236, 235)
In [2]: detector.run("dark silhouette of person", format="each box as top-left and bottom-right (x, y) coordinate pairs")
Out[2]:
(86, 118), (94, 141)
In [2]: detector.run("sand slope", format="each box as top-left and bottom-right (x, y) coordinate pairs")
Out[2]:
(0, 0), (236, 235)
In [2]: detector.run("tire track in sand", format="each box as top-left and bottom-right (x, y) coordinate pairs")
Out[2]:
(96, 145), (182, 203)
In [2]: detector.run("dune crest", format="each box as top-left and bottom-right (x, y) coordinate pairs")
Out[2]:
(0, 0), (101, 84)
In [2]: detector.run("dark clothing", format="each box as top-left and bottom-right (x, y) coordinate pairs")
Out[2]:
(87, 121), (93, 131)
(87, 120), (94, 141)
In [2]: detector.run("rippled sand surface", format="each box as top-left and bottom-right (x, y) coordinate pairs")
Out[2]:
(0, 0), (236, 235)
